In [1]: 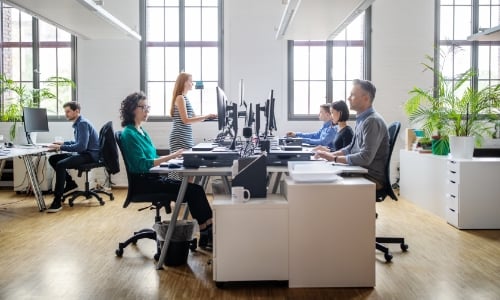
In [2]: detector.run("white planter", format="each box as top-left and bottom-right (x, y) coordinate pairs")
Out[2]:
(449, 136), (475, 159)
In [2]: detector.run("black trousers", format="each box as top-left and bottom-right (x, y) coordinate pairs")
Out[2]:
(131, 174), (212, 226)
(48, 152), (95, 198)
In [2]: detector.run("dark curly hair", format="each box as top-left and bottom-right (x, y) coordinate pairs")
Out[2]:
(120, 91), (147, 127)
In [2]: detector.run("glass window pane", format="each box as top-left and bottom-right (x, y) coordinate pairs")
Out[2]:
(147, 47), (165, 81)
(309, 47), (326, 80)
(201, 47), (218, 80)
(57, 29), (71, 42)
(147, 82), (166, 116)
(346, 47), (363, 80)
(185, 47), (201, 80)
(478, 45), (491, 80)
(147, 7), (165, 41)
(189, 89), (202, 115)
(39, 20), (57, 41)
(202, 7), (218, 41)
(57, 48), (72, 78)
(185, 7), (201, 41)
(39, 48), (57, 78)
(20, 12), (32, 42)
(165, 47), (180, 80)
(165, 8), (179, 42)
(479, 6), (492, 29)
(454, 6), (472, 40)
(454, 45), (471, 76)
(332, 81), (347, 102)
(332, 47), (346, 80)
(345, 13), (364, 40)
(440, 6), (454, 40)
(309, 81), (327, 113)
(294, 46), (310, 80)
(201, 81), (217, 114)
(293, 81), (309, 114)
(490, 45), (500, 80)
(185, 0), (201, 6)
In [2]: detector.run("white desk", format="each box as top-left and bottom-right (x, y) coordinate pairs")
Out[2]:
(0, 146), (51, 211)
(284, 177), (375, 288)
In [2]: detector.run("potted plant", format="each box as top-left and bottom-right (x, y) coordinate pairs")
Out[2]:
(404, 55), (500, 158)
(0, 74), (75, 142)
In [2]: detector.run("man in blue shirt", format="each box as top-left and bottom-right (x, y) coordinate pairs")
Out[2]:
(47, 101), (100, 212)
(315, 79), (389, 189)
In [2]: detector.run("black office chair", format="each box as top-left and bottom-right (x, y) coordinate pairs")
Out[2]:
(375, 121), (409, 262)
(114, 131), (196, 260)
(62, 121), (118, 207)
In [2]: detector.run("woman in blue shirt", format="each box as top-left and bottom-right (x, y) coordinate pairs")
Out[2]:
(120, 91), (213, 249)
(286, 103), (337, 148)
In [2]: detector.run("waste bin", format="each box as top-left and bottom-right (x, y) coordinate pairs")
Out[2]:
(153, 220), (196, 266)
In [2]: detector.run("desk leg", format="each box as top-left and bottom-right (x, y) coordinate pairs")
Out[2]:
(156, 177), (189, 270)
(271, 172), (283, 194)
(22, 155), (46, 211)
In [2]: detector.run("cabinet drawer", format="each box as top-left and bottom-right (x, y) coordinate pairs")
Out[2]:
(447, 160), (460, 173)
(446, 206), (459, 227)
(446, 193), (458, 211)
(446, 169), (459, 183)
(446, 180), (459, 197)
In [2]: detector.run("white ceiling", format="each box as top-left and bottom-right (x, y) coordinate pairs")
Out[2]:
(5, 0), (140, 40)
(276, 0), (374, 40)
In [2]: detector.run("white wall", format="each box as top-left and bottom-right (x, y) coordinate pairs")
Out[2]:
(1, 0), (436, 186)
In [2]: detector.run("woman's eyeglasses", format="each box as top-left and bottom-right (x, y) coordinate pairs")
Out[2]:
(137, 105), (151, 112)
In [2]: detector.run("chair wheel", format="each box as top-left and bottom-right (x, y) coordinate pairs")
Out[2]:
(384, 253), (393, 262)
(110, 195), (115, 200)
(69, 201), (74, 207)
(153, 253), (160, 261)
(116, 248), (123, 257)
(189, 238), (198, 251)
(99, 201), (105, 206)
(401, 243), (409, 251)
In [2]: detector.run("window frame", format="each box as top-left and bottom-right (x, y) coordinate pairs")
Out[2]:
(287, 7), (372, 121)
(139, 0), (224, 121)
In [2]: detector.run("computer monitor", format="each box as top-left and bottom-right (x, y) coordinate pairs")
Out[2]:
(264, 89), (277, 139)
(22, 107), (49, 145)
(216, 86), (228, 131)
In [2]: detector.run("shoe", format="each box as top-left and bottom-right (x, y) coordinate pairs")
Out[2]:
(199, 226), (213, 249)
(46, 200), (62, 213)
(63, 180), (78, 193)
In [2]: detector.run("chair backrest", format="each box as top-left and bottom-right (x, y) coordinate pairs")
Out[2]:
(98, 121), (120, 174)
(377, 121), (401, 202)
(115, 130), (174, 209)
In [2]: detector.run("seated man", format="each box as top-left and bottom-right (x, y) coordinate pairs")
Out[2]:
(47, 101), (100, 212)
(315, 79), (389, 190)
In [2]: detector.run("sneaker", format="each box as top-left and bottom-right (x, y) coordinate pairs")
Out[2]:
(63, 180), (78, 193)
(46, 200), (62, 213)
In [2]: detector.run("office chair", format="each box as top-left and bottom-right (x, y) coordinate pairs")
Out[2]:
(62, 121), (118, 207)
(114, 131), (196, 261)
(375, 121), (408, 262)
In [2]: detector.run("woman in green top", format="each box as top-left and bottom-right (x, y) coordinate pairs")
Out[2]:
(119, 91), (213, 248)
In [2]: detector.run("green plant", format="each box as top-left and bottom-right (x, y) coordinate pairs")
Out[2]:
(404, 54), (500, 146)
(0, 74), (75, 140)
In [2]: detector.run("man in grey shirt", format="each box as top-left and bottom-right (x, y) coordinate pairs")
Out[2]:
(315, 79), (389, 190)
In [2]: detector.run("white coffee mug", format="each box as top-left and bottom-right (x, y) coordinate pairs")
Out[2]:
(231, 186), (251, 203)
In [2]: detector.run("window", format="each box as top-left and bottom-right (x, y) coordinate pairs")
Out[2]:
(141, 0), (222, 118)
(0, 3), (76, 118)
(288, 10), (369, 120)
(439, 0), (500, 92)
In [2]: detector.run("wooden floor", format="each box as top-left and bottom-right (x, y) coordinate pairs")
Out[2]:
(0, 188), (499, 300)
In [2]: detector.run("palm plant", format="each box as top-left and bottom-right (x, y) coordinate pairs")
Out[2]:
(404, 55), (500, 150)
(0, 74), (75, 140)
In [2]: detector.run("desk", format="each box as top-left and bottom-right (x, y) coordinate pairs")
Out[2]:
(0, 147), (51, 211)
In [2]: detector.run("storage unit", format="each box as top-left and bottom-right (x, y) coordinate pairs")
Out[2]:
(212, 194), (288, 285)
(284, 177), (375, 288)
(445, 158), (500, 229)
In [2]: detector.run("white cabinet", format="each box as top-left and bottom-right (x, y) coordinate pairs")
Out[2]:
(284, 177), (375, 288)
(445, 159), (500, 229)
(212, 195), (288, 283)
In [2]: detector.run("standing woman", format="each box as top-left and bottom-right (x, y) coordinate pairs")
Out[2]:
(169, 72), (216, 179)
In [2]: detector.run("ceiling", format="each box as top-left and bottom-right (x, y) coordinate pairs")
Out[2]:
(5, 0), (140, 40)
(276, 0), (375, 40)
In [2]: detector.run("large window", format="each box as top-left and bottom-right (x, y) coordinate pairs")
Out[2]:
(288, 10), (369, 119)
(141, 0), (222, 118)
(0, 3), (75, 118)
(439, 0), (500, 92)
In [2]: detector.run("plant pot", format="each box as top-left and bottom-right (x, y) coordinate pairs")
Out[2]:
(449, 136), (474, 159)
(431, 138), (449, 156)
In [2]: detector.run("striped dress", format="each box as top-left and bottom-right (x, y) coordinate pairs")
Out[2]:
(169, 95), (194, 180)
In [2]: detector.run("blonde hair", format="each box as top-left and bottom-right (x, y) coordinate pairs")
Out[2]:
(170, 72), (192, 116)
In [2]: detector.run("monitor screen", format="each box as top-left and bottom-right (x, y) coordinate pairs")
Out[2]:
(23, 107), (49, 133)
(216, 86), (227, 131)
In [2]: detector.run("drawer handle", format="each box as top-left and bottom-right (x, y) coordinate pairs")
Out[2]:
(449, 208), (455, 212)
(449, 180), (456, 184)
(449, 170), (456, 174)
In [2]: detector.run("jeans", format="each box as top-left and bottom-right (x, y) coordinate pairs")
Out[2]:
(48, 153), (95, 198)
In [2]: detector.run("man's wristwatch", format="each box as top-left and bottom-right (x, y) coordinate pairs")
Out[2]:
(334, 156), (338, 163)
